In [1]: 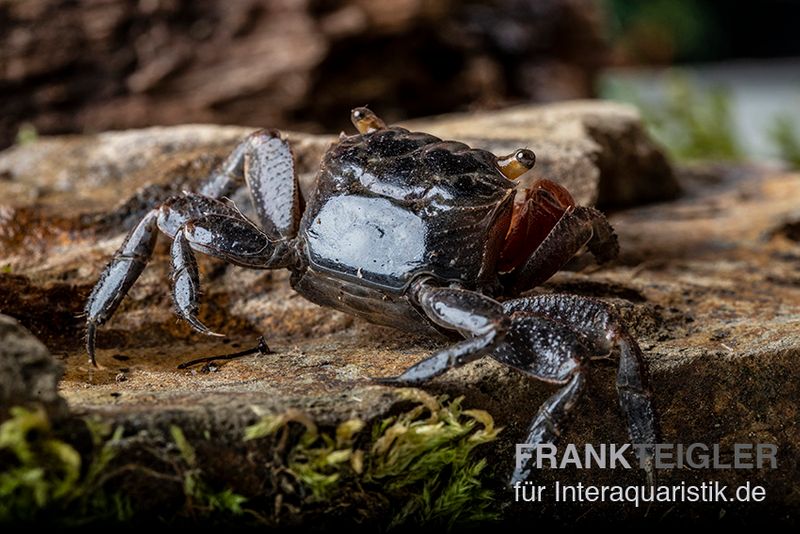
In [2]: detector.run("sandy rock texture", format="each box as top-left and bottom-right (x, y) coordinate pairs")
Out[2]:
(0, 101), (798, 523)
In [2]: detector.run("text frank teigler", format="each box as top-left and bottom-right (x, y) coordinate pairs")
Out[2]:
(513, 443), (777, 507)
(516, 442), (777, 471)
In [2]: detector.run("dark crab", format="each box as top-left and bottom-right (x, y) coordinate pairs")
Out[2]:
(85, 108), (657, 483)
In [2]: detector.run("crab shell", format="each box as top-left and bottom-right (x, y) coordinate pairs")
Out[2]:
(292, 126), (516, 335)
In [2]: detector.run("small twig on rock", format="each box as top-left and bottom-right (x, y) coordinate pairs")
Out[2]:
(177, 337), (272, 369)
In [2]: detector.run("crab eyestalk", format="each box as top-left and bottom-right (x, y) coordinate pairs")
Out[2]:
(497, 148), (536, 180)
(351, 107), (386, 134)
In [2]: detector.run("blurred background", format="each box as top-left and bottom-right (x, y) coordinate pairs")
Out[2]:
(2, 0), (800, 166)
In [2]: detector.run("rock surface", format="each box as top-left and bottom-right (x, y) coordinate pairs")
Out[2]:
(406, 101), (678, 207)
(0, 103), (798, 523)
(0, 314), (66, 420)
(0, 101), (677, 359)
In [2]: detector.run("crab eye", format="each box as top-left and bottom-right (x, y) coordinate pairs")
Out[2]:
(351, 107), (386, 134)
(497, 148), (536, 180)
(515, 149), (536, 168)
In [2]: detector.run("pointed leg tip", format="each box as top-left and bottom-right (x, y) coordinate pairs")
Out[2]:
(372, 377), (396, 386)
(509, 468), (530, 488)
(86, 322), (99, 368)
(645, 464), (657, 487)
(183, 314), (224, 338)
(372, 375), (414, 387)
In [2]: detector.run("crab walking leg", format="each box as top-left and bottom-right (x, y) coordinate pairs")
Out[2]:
(242, 130), (302, 239)
(616, 334), (658, 485)
(181, 214), (294, 268)
(198, 134), (250, 199)
(85, 209), (159, 365)
(170, 229), (221, 336)
(489, 313), (591, 484)
(200, 129), (302, 240)
(511, 373), (586, 485)
(85, 127), (302, 365)
(377, 335), (496, 385)
(522, 374), (585, 449)
(85, 195), (239, 365)
(377, 285), (510, 384)
(503, 294), (658, 484)
(503, 206), (619, 295)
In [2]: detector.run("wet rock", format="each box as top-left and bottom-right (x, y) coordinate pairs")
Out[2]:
(0, 314), (66, 421)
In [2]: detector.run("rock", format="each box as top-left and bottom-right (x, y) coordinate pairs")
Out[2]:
(0, 102), (674, 358)
(0, 314), (66, 421)
(0, 106), (798, 523)
(0, 0), (608, 148)
(770, 217), (800, 242)
(0, 101), (674, 219)
(404, 100), (679, 207)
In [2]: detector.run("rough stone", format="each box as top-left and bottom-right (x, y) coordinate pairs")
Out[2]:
(404, 100), (679, 207)
(0, 0), (608, 148)
(0, 105), (797, 523)
(0, 102), (675, 363)
(0, 314), (67, 420)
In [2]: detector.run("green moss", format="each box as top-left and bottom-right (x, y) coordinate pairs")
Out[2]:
(0, 406), (128, 523)
(1, 394), (502, 527)
(371, 393), (500, 528)
(645, 74), (741, 161)
(244, 390), (501, 529)
(245, 409), (364, 502)
(769, 116), (800, 170)
(169, 425), (247, 517)
(601, 71), (743, 161)
(15, 123), (38, 146)
(0, 411), (240, 523)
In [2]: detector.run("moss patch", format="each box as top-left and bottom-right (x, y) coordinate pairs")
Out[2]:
(0, 406), (128, 523)
(244, 390), (501, 529)
(0, 392), (501, 528)
(170, 425), (248, 518)
(769, 116), (800, 170)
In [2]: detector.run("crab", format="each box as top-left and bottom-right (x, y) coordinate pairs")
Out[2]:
(84, 108), (657, 483)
